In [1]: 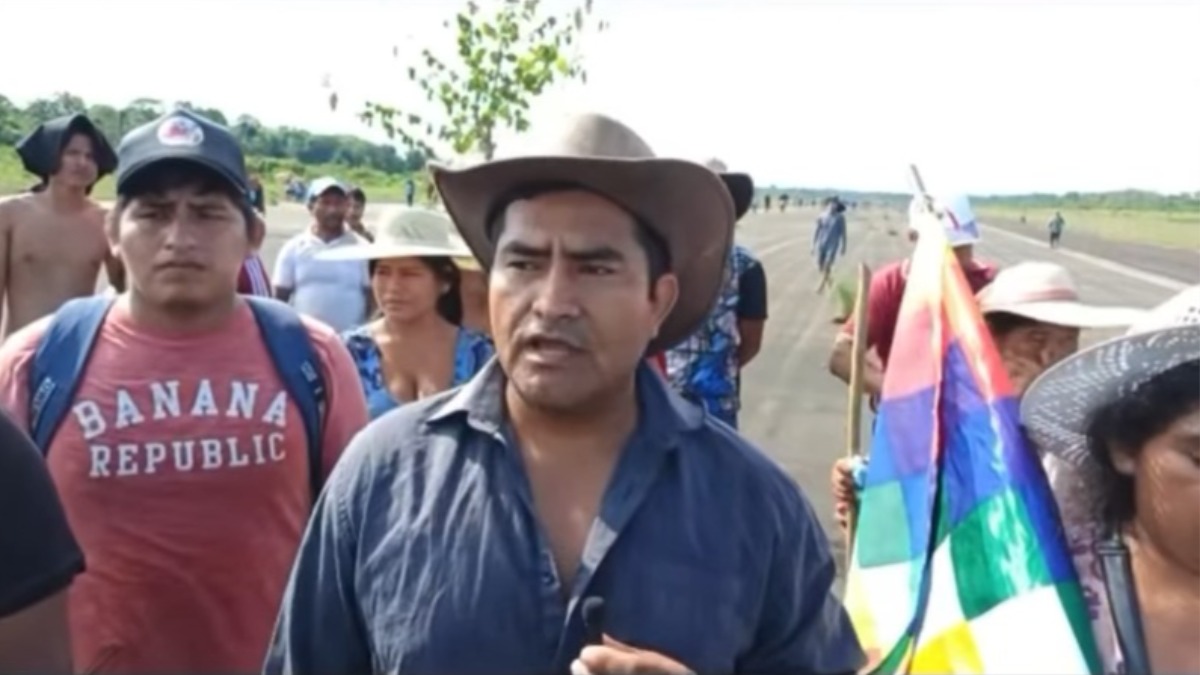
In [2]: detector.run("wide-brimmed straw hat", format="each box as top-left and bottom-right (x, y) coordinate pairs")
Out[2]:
(978, 261), (1146, 328)
(430, 112), (735, 353)
(315, 206), (472, 262)
(1021, 285), (1200, 524)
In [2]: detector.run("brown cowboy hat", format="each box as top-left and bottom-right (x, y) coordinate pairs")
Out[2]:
(430, 113), (735, 353)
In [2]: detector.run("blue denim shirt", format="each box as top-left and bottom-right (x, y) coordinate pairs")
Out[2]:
(265, 360), (863, 675)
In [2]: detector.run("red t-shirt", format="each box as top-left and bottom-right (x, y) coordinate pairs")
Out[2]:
(841, 258), (997, 368)
(0, 300), (369, 673)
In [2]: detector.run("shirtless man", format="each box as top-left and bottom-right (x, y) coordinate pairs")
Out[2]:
(0, 114), (123, 337)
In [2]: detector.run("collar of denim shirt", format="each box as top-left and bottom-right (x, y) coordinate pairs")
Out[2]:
(427, 357), (705, 446)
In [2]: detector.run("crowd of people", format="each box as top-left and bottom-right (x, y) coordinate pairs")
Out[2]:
(0, 105), (1195, 675)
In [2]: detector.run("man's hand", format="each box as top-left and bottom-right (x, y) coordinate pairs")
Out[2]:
(571, 635), (694, 675)
(832, 456), (868, 530)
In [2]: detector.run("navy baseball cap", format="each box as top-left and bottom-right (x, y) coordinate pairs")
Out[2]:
(306, 176), (346, 202)
(115, 108), (250, 196)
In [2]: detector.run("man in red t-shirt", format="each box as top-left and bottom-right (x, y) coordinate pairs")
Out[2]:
(0, 109), (369, 673)
(828, 193), (997, 397)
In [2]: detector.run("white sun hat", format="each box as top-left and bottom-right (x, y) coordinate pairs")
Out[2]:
(315, 206), (471, 261)
(978, 261), (1147, 328)
(1021, 285), (1200, 468)
(907, 193), (981, 248)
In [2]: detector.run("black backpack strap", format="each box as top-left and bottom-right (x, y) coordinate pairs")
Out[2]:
(244, 297), (328, 503)
(1096, 529), (1153, 675)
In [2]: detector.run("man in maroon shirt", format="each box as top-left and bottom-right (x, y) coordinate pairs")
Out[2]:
(828, 193), (997, 397)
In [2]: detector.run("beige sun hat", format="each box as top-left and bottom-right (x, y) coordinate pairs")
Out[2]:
(315, 206), (469, 261)
(429, 112), (735, 353)
(978, 262), (1147, 328)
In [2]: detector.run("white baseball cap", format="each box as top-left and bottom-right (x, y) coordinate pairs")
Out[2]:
(977, 262), (1147, 328)
(908, 193), (981, 248)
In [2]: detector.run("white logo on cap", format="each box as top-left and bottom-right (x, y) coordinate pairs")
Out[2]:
(156, 116), (205, 147)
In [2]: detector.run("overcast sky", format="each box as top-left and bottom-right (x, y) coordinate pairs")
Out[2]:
(4, 0), (1197, 194)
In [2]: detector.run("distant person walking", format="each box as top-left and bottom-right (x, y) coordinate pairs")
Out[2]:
(404, 177), (415, 206)
(812, 196), (848, 293)
(1048, 210), (1065, 248)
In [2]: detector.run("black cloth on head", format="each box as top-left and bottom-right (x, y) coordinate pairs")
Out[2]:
(15, 114), (117, 182)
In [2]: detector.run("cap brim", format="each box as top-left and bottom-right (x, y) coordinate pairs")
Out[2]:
(315, 242), (465, 261)
(720, 172), (754, 220)
(984, 301), (1147, 328)
(117, 152), (248, 196)
(430, 155), (735, 353)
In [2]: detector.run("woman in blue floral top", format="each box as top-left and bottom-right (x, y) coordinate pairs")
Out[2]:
(317, 206), (493, 419)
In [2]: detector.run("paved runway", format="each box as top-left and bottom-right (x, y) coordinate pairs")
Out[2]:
(258, 202), (1190, 565)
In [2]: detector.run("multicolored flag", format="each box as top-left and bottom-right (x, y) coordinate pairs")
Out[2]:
(842, 210), (1101, 674)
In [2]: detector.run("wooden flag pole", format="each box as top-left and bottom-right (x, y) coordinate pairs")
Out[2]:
(842, 262), (871, 562)
(908, 163), (937, 220)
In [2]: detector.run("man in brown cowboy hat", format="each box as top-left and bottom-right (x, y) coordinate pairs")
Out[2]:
(0, 114), (124, 337)
(267, 113), (864, 675)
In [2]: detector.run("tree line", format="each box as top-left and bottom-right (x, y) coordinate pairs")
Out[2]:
(2, 91), (1193, 212)
(763, 187), (1199, 213)
(0, 91), (427, 176)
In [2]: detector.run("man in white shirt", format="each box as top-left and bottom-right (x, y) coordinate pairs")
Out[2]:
(272, 177), (371, 332)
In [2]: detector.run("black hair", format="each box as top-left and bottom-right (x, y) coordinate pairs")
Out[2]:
(38, 124), (106, 196)
(483, 182), (671, 295)
(1084, 359), (1200, 525)
(112, 160), (255, 230)
(368, 256), (463, 325)
(983, 311), (1041, 339)
(348, 187), (367, 204)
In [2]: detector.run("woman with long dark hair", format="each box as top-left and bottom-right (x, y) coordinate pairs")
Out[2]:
(317, 207), (493, 419)
(1023, 286), (1199, 675)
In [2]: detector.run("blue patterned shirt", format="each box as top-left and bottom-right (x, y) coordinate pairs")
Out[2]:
(665, 244), (759, 421)
(264, 360), (864, 675)
(341, 324), (494, 419)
